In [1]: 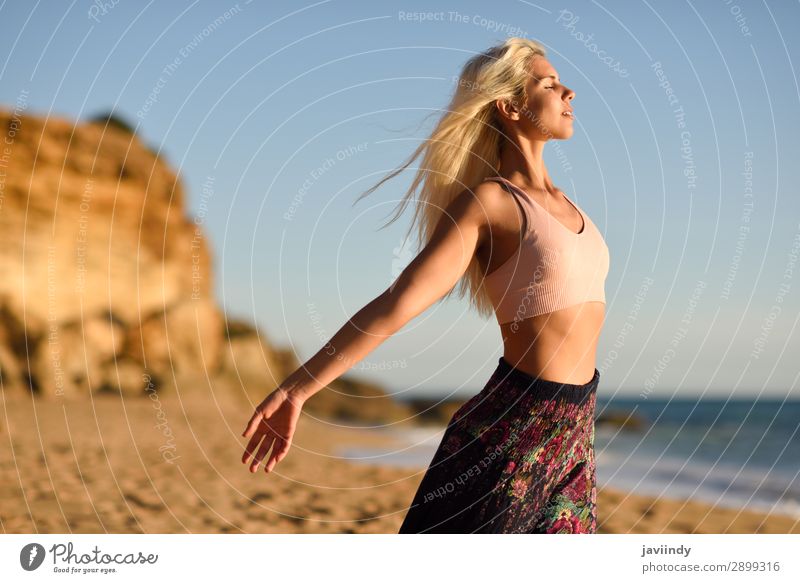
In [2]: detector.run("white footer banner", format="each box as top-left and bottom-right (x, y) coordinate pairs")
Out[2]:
(1, 534), (797, 582)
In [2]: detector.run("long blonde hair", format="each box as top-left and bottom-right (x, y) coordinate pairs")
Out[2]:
(355, 37), (548, 319)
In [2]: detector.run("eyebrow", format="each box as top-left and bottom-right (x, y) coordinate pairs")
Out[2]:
(535, 75), (559, 83)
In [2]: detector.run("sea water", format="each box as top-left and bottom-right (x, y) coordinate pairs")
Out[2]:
(335, 397), (800, 518)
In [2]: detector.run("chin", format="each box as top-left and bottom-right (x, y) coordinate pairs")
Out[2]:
(544, 130), (573, 141)
(538, 122), (574, 141)
(555, 126), (575, 140)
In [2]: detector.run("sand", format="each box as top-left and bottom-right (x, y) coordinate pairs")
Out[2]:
(1, 390), (797, 534)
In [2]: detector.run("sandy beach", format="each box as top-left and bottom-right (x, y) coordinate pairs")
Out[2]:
(1, 386), (797, 535)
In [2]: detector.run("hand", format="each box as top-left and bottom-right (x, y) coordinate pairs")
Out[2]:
(241, 385), (305, 474)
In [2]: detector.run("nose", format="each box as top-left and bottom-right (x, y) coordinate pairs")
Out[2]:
(563, 86), (575, 102)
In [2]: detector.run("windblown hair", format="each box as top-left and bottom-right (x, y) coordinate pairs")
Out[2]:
(355, 37), (548, 319)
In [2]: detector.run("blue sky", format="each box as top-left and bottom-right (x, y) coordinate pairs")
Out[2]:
(1, 0), (798, 398)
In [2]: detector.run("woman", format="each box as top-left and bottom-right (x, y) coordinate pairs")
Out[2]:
(240, 37), (609, 534)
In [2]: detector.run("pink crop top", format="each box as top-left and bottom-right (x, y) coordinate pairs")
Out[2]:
(481, 176), (609, 325)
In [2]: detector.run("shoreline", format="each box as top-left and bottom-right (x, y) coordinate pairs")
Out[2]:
(0, 393), (797, 534)
(336, 424), (800, 522)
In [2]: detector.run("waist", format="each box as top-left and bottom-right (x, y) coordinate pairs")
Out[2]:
(491, 356), (599, 406)
(500, 304), (603, 385)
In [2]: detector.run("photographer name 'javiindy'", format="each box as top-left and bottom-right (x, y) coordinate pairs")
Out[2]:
(50, 542), (158, 565)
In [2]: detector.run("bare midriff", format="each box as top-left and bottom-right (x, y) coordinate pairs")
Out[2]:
(498, 302), (604, 386)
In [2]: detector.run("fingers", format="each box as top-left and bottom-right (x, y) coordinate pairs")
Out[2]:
(241, 428), (266, 465)
(265, 437), (291, 473)
(240, 388), (299, 474)
(242, 409), (264, 438)
(249, 434), (276, 473)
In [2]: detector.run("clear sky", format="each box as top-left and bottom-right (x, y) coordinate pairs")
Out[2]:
(1, 0), (798, 398)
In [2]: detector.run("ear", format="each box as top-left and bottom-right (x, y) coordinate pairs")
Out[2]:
(495, 97), (521, 121)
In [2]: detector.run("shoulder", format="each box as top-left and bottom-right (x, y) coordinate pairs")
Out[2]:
(448, 179), (515, 222)
(443, 180), (524, 247)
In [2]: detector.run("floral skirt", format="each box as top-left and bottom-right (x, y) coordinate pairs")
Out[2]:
(398, 356), (599, 534)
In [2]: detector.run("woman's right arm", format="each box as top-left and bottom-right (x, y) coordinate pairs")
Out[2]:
(241, 183), (501, 473)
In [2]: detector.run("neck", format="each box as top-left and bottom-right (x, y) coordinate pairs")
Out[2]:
(497, 136), (553, 192)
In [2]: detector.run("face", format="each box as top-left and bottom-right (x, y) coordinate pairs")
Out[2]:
(503, 57), (575, 140)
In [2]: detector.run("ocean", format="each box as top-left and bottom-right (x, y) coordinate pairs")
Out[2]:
(335, 397), (800, 518)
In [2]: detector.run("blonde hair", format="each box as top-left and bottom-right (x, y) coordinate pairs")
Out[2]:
(355, 37), (548, 319)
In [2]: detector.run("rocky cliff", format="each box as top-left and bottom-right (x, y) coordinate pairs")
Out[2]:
(0, 107), (414, 424)
(0, 106), (233, 397)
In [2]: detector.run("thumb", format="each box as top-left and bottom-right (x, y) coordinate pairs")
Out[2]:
(242, 392), (284, 438)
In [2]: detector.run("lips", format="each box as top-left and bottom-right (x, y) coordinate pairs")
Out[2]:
(562, 109), (574, 118)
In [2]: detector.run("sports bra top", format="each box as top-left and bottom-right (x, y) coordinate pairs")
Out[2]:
(481, 176), (609, 325)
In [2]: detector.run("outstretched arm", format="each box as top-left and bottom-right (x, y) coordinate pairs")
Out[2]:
(241, 184), (498, 473)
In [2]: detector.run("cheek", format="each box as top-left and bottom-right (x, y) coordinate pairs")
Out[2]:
(526, 94), (559, 117)
(546, 95), (563, 112)
(522, 98), (546, 121)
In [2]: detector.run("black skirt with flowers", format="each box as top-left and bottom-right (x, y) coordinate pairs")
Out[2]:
(398, 356), (599, 534)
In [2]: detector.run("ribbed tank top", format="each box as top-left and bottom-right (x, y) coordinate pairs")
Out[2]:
(481, 176), (609, 325)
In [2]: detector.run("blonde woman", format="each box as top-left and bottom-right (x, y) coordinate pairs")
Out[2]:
(241, 37), (609, 534)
